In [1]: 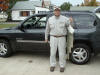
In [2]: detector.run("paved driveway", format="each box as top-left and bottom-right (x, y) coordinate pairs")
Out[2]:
(0, 52), (100, 75)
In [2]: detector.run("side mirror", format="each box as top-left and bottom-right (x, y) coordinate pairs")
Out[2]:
(93, 20), (97, 26)
(17, 25), (25, 32)
(17, 25), (21, 29)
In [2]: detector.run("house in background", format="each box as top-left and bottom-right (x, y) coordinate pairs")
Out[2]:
(70, 6), (100, 19)
(42, 0), (51, 8)
(29, 0), (51, 8)
(11, 1), (50, 21)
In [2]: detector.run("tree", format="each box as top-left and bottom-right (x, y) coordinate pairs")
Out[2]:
(60, 2), (72, 11)
(88, 0), (98, 6)
(81, 0), (99, 6)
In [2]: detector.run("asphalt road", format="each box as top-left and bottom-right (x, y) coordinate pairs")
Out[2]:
(0, 52), (100, 75)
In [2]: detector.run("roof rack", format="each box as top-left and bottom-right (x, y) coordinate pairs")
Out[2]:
(38, 10), (94, 15)
(68, 11), (93, 13)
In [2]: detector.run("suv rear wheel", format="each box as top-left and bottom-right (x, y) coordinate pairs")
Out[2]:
(70, 44), (91, 65)
(0, 39), (12, 57)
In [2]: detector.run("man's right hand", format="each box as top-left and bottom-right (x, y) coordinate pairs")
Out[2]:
(45, 39), (48, 43)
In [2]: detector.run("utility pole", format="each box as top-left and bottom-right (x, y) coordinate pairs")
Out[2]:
(42, 0), (45, 8)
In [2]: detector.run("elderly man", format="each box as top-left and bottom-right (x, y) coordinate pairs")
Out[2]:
(45, 7), (74, 72)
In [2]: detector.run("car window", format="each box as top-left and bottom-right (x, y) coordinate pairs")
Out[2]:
(38, 17), (46, 28)
(72, 14), (95, 29)
(65, 14), (76, 29)
(23, 15), (47, 29)
(47, 14), (75, 28)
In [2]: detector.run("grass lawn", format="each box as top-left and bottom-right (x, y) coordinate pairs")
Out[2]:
(0, 24), (17, 28)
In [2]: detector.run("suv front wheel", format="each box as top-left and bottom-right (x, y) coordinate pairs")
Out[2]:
(0, 39), (12, 57)
(70, 44), (91, 65)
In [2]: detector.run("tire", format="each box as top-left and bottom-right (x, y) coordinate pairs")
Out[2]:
(0, 39), (12, 57)
(70, 44), (91, 65)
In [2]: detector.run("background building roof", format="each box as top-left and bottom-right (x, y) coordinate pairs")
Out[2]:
(12, 1), (42, 10)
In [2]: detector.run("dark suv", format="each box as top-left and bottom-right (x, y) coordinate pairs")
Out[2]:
(0, 11), (100, 65)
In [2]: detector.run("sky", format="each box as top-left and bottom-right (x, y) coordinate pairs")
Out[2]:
(29, 0), (100, 6)
(51, 0), (84, 6)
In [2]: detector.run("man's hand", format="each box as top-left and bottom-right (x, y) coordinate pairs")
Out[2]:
(45, 39), (48, 43)
(69, 17), (73, 23)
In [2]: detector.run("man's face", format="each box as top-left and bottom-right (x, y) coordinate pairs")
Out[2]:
(54, 9), (61, 17)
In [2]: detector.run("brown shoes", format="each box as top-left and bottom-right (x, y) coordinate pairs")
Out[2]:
(60, 67), (65, 72)
(50, 67), (55, 72)
(50, 67), (65, 72)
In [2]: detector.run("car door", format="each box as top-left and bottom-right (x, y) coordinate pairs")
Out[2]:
(16, 15), (50, 51)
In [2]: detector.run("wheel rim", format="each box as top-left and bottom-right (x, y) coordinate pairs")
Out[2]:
(0, 43), (7, 55)
(72, 48), (88, 63)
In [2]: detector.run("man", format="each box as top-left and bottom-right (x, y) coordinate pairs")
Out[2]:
(45, 7), (74, 72)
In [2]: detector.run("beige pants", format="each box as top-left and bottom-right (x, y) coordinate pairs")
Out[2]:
(50, 36), (67, 68)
